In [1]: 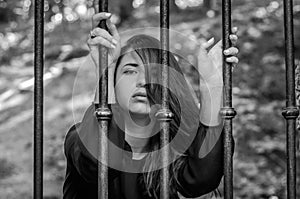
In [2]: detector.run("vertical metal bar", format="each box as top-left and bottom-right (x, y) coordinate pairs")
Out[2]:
(220, 0), (236, 198)
(34, 0), (44, 198)
(94, 1), (112, 199)
(157, 0), (173, 199)
(296, 65), (300, 150)
(282, 0), (299, 198)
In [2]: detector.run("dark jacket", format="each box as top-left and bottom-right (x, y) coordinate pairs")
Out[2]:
(63, 104), (228, 199)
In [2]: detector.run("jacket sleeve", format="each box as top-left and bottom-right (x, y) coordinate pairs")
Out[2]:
(63, 104), (120, 185)
(63, 122), (99, 184)
(176, 122), (234, 197)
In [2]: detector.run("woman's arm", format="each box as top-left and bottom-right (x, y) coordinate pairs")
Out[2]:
(176, 29), (238, 197)
(88, 12), (121, 105)
(63, 104), (121, 185)
(63, 113), (99, 184)
(177, 122), (226, 197)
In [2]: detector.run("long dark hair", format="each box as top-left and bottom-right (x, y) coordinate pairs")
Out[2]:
(113, 34), (201, 198)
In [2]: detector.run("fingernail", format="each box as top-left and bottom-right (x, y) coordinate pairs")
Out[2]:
(207, 37), (214, 43)
(106, 13), (112, 17)
(224, 50), (229, 55)
(112, 39), (118, 45)
(111, 44), (116, 48)
(233, 27), (238, 32)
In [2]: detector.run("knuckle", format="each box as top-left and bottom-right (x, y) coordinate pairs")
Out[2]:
(227, 57), (234, 61)
(92, 14), (98, 21)
(94, 27), (101, 32)
(97, 37), (104, 42)
(95, 27), (104, 34)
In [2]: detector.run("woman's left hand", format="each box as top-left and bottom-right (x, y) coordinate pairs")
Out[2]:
(197, 27), (239, 87)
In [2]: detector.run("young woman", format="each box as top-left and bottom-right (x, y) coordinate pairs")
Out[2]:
(63, 12), (239, 199)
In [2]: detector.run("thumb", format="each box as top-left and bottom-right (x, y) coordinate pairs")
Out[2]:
(202, 37), (215, 50)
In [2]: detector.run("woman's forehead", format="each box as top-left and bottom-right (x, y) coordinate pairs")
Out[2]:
(119, 50), (143, 66)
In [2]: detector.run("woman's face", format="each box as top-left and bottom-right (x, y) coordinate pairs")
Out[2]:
(115, 50), (151, 116)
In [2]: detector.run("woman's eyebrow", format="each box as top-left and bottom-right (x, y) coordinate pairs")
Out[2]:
(123, 63), (139, 68)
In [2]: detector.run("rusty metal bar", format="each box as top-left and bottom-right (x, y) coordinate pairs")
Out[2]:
(157, 0), (173, 199)
(220, 0), (236, 198)
(33, 0), (44, 198)
(94, 0), (112, 199)
(282, 0), (299, 198)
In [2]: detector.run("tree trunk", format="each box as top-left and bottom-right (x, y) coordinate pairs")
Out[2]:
(204, 0), (217, 10)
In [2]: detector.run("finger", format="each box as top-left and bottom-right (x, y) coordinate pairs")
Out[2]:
(207, 40), (222, 57)
(88, 36), (116, 49)
(92, 27), (118, 45)
(202, 37), (215, 50)
(231, 26), (238, 34)
(226, 56), (239, 64)
(92, 12), (112, 27)
(88, 42), (98, 52)
(229, 34), (238, 46)
(106, 18), (120, 39)
(224, 47), (239, 56)
(213, 40), (222, 49)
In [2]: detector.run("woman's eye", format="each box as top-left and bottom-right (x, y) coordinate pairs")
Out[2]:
(123, 70), (137, 74)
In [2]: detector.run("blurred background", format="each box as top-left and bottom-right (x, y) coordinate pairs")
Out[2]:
(0, 0), (300, 198)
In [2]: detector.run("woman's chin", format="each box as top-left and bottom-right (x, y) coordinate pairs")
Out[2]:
(129, 105), (151, 116)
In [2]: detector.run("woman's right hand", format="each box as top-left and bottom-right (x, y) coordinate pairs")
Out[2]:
(87, 12), (121, 75)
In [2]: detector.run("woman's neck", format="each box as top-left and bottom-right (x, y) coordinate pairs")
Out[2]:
(123, 112), (155, 153)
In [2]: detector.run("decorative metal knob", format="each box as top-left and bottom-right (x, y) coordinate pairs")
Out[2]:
(282, 107), (299, 119)
(155, 109), (174, 121)
(95, 107), (112, 120)
(220, 107), (237, 119)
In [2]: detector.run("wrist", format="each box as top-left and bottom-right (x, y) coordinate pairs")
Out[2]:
(199, 84), (223, 126)
(199, 72), (223, 89)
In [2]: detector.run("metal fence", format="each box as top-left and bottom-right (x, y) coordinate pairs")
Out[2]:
(33, 0), (299, 198)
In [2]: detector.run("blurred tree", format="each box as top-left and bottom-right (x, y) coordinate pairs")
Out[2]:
(109, 0), (134, 24)
(0, 7), (15, 24)
(170, 0), (180, 12)
(204, 0), (217, 10)
(0, 0), (18, 24)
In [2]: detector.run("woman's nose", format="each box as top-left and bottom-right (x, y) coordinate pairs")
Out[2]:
(136, 71), (146, 87)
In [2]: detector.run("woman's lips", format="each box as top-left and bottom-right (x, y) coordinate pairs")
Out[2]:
(133, 96), (147, 101)
(132, 91), (148, 101)
(132, 91), (147, 98)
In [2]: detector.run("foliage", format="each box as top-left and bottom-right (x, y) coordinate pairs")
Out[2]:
(0, 0), (300, 198)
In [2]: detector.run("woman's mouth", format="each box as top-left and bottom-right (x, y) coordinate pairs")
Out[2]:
(132, 91), (148, 101)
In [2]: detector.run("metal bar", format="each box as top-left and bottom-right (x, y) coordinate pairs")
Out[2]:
(220, 0), (236, 198)
(33, 0), (44, 198)
(94, 1), (112, 199)
(282, 0), (299, 198)
(157, 0), (173, 199)
(296, 65), (300, 150)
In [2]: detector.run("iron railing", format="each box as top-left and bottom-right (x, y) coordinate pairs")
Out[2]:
(32, 0), (299, 198)
(281, 0), (299, 199)
(220, 0), (236, 198)
(33, 0), (44, 198)
(93, 0), (112, 199)
(157, 0), (173, 199)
